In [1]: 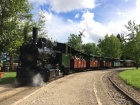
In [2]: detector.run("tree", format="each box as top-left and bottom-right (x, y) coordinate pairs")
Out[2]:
(21, 11), (47, 44)
(34, 11), (47, 38)
(0, 0), (32, 52)
(0, 0), (33, 70)
(98, 34), (122, 58)
(125, 20), (140, 69)
(0, 0), (48, 71)
(67, 34), (82, 51)
(82, 43), (102, 55)
(117, 34), (129, 60)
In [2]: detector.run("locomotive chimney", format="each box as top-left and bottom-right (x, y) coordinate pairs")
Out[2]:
(33, 27), (38, 44)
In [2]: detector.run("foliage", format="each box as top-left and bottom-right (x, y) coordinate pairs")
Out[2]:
(0, 0), (47, 70)
(119, 69), (140, 89)
(21, 11), (47, 44)
(67, 34), (82, 51)
(82, 43), (102, 55)
(98, 34), (122, 58)
(34, 11), (48, 38)
(67, 34), (102, 55)
(0, 0), (31, 52)
(125, 20), (140, 69)
(117, 34), (129, 60)
(0, 0), (32, 70)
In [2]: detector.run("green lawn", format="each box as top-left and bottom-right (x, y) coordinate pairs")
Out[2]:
(119, 69), (140, 89)
(0, 72), (16, 84)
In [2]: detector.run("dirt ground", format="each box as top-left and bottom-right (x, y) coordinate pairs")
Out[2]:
(11, 70), (116, 105)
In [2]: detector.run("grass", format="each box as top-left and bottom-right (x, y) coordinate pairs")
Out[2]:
(119, 69), (140, 89)
(0, 72), (16, 84)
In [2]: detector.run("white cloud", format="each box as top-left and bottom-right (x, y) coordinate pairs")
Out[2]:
(33, 0), (140, 44)
(29, 0), (49, 5)
(50, 0), (95, 13)
(42, 11), (79, 43)
(42, 10), (129, 44)
(29, 0), (96, 13)
(136, 0), (140, 8)
(107, 22), (128, 35)
(116, 0), (140, 24)
(79, 11), (128, 43)
(116, 11), (126, 17)
(75, 13), (80, 18)
(124, 0), (129, 2)
(67, 19), (73, 23)
(134, 0), (140, 23)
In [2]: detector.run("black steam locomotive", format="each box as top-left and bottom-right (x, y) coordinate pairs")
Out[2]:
(16, 28), (62, 85)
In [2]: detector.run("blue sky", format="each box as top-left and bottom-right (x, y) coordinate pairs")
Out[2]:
(29, 0), (140, 44)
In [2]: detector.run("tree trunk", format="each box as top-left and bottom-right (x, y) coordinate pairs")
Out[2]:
(9, 51), (14, 71)
(136, 60), (139, 69)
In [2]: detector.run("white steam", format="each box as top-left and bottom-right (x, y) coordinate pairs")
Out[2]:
(32, 73), (45, 86)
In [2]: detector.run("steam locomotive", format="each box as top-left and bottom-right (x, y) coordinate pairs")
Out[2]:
(16, 28), (62, 85)
(16, 27), (134, 86)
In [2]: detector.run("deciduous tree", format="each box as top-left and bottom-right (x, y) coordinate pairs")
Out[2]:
(67, 34), (82, 51)
(82, 43), (102, 55)
(0, 0), (47, 70)
(125, 20), (140, 69)
(98, 34), (122, 58)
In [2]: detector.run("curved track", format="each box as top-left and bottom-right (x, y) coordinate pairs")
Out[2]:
(109, 75), (140, 105)
(102, 68), (139, 105)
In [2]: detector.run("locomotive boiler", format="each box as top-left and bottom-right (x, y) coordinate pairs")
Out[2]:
(16, 27), (62, 86)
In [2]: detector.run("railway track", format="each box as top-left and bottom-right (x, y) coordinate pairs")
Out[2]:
(109, 77), (140, 105)
(102, 69), (140, 105)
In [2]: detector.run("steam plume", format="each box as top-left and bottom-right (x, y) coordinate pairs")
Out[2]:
(32, 73), (45, 86)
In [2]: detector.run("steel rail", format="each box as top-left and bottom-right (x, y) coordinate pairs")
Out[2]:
(109, 77), (140, 105)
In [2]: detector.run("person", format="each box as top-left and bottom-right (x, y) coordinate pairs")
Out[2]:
(71, 56), (74, 59)
(74, 55), (79, 60)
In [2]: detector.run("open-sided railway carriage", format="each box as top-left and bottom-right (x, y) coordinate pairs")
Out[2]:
(70, 49), (88, 71)
(104, 57), (112, 68)
(124, 60), (134, 67)
(112, 58), (121, 68)
(86, 55), (100, 70)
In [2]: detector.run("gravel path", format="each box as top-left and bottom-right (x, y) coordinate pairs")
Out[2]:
(12, 70), (116, 105)
(2, 69), (134, 105)
(92, 70), (116, 105)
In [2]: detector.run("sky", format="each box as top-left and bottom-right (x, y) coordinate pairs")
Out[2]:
(29, 0), (140, 44)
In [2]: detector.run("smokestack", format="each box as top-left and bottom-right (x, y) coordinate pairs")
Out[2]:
(33, 27), (38, 44)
